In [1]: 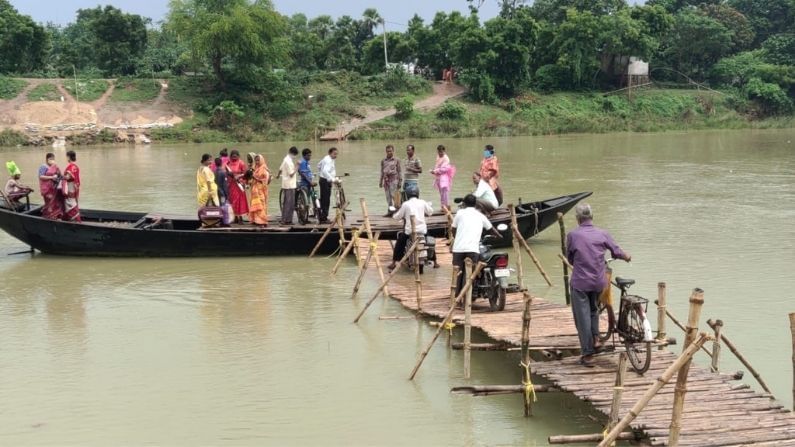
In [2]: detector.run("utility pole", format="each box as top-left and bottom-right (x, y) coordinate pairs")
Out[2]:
(73, 65), (79, 104)
(381, 19), (389, 73)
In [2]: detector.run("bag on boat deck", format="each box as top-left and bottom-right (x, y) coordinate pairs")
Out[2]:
(221, 202), (233, 226)
(198, 205), (223, 227)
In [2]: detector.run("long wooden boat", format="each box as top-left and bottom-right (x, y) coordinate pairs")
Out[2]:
(0, 192), (591, 257)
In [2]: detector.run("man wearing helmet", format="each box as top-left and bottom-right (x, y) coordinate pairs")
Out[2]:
(388, 183), (436, 270)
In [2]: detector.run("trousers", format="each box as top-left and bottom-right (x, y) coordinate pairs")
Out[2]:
(452, 252), (479, 300)
(281, 188), (295, 224)
(319, 178), (332, 221)
(571, 287), (601, 357)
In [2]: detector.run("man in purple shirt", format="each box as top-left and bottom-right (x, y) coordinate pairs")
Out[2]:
(566, 203), (631, 367)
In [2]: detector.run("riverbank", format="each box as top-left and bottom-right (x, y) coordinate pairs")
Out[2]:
(1, 74), (793, 147)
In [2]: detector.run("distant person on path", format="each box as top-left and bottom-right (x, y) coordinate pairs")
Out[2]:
(226, 149), (249, 224)
(479, 144), (502, 205)
(388, 183), (434, 271)
(63, 150), (81, 222)
(317, 147), (338, 224)
(403, 144), (422, 198)
(379, 144), (402, 215)
(279, 146), (299, 225)
(451, 194), (501, 297)
(214, 158), (229, 205)
(249, 154), (271, 227)
(431, 144), (455, 212)
(471, 172), (498, 214)
(38, 153), (63, 220)
(197, 153), (219, 209)
(566, 203), (631, 368)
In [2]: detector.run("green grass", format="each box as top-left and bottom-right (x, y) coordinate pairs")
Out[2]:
(0, 76), (27, 99)
(0, 129), (28, 146)
(110, 77), (162, 102)
(26, 83), (61, 101)
(62, 79), (110, 102)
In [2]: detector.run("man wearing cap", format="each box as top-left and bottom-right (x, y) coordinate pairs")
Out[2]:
(479, 144), (502, 205)
(388, 183), (433, 271)
(566, 203), (631, 367)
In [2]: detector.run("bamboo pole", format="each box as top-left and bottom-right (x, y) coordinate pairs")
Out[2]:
(449, 266), (460, 308)
(706, 318), (773, 394)
(452, 384), (559, 396)
(509, 206), (525, 290)
(668, 288), (705, 447)
(790, 313), (795, 411)
(606, 353), (628, 446)
(521, 292), (534, 416)
(550, 433), (636, 444)
(556, 253), (573, 270)
(557, 212), (570, 305)
(353, 239), (420, 323)
(335, 205), (347, 249)
(331, 225), (364, 274)
(464, 258), (473, 379)
(360, 199), (389, 298)
(408, 262), (486, 380)
(655, 299), (713, 359)
(597, 332), (711, 447)
(410, 215), (422, 311)
(710, 319), (723, 373)
(308, 216), (338, 257)
(350, 232), (379, 299)
(657, 282), (667, 351)
(513, 225), (553, 287)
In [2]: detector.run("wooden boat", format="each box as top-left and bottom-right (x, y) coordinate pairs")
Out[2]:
(0, 192), (591, 257)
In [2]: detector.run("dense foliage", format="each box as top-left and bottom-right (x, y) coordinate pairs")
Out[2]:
(0, 0), (792, 116)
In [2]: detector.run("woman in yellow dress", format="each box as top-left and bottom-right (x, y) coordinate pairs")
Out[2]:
(248, 154), (271, 226)
(197, 153), (219, 208)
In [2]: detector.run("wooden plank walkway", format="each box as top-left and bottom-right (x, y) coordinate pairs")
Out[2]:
(353, 238), (795, 446)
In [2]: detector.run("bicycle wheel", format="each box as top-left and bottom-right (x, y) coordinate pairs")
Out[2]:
(335, 185), (347, 220)
(597, 301), (615, 342)
(296, 189), (309, 224)
(621, 301), (652, 374)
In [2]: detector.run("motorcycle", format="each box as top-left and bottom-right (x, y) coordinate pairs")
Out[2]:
(389, 205), (436, 274)
(472, 223), (510, 311)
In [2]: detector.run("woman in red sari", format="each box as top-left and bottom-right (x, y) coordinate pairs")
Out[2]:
(37, 152), (64, 220)
(63, 150), (81, 222)
(226, 149), (249, 224)
(248, 154), (271, 226)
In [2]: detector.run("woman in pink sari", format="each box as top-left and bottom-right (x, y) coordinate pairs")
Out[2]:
(248, 154), (271, 226)
(226, 149), (249, 224)
(430, 144), (455, 212)
(38, 153), (64, 220)
(63, 150), (81, 222)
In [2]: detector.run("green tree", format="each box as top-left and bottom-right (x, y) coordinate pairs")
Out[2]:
(77, 6), (148, 75)
(728, 0), (795, 46)
(0, 0), (49, 73)
(659, 10), (733, 80)
(761, 34), (795, 66)
(167, 0), (288, 89)
(699, 4), (755, 52)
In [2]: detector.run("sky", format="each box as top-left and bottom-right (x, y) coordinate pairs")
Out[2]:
(11, 0), (501, 28)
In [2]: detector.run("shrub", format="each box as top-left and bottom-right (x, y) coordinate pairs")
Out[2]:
(458, 69), (497, 104)
(437, 101), (467, 120)
(208, 100), (246, 130)
(534, 64), (570, 92)
(0, 129), (28, 146)
(744, 78), (793, 115)
(394, 97), (414, 119)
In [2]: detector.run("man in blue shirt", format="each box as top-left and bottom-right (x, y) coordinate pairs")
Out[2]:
(298, 148), (315, 190)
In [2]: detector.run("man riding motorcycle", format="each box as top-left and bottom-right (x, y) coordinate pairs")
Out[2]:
(388, 184), (437, 271)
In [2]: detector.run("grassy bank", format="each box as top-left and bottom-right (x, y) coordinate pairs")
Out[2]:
(350, 89), (794, 140)
(0, 76), (27, 99)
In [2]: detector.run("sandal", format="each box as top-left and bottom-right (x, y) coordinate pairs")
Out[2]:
(579, 357), (595, 368)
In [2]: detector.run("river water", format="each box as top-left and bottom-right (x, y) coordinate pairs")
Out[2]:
(1, 129), (793, 445)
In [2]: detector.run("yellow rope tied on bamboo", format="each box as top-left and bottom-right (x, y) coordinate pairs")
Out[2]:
(520, 361), (537, 404)
(444, 321), (455, 335)
(370, 242), (378, 250)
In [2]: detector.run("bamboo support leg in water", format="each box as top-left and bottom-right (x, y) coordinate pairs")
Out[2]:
(657, 282), (667, 351)
(410, 216), (422, 311)
(598, 333), (711, 447)
(331, 226), (363, 274)
(520, 292), (534, 416)
(710, 319), (723, 373)
(353, 240), (420, 323)
(557, 212), (570, 305)
(668, 288), (705, 447)
(791, 313), (795, 411)
(408, 262), (486, 380)
(655, 299), (713, 359)
(606, 353), (628, 446)
(449, 266), (460, 308)
(350, 232), (379, 300)
(509, 206), (525, 291)
(464, 259), (473, 379)
(706, 318), (773, 394)
(360, 199), (389, 298)
(309, 218), (337, 257)
(514, 228), (553, 287)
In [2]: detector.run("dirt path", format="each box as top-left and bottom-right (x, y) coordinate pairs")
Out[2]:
(320, 82), (466, 141)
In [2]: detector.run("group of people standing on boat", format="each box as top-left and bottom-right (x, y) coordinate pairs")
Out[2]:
(3, 152), (81, 221)
(197, 146), (341, 227)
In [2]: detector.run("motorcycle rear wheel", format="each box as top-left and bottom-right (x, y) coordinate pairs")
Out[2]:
(488, 276), (506, 311)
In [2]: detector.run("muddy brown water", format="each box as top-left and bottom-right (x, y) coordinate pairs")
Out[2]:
(1, 129), (793, 445)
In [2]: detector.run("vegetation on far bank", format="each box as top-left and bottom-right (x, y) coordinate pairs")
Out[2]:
(26, 83), (60, 101)
(0, 76), (27, 100)
(62, 78), (110, 102)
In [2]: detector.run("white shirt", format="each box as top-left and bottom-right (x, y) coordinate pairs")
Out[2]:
(317, 155), (336, 181)
(280, 155), (297, 189)
(474, 179), (498, 208)
(452, 207), (493, 253)
(393, 197), (433, 234)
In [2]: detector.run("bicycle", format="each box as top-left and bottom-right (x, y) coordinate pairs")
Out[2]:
(333, 174), (349, 221)
(597, 259), (653, 374)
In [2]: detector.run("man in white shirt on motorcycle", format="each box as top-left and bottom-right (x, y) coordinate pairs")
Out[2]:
(388, 183), (435, 271)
